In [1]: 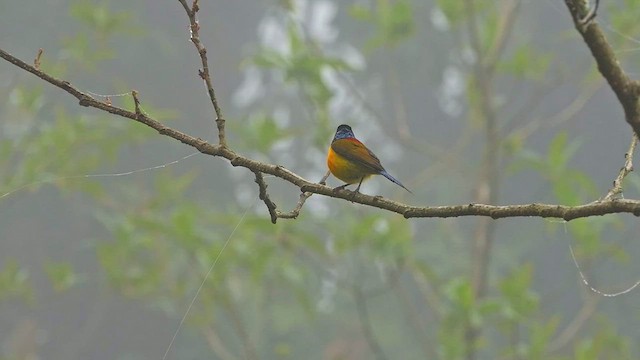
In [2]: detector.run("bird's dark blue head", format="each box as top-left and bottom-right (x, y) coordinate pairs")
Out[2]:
(333, 124), (355, 141)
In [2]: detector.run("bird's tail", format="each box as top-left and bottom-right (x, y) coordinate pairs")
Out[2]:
(380, 170), (412, 193)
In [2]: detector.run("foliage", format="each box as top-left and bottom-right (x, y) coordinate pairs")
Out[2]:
(349, 0), (415, 50)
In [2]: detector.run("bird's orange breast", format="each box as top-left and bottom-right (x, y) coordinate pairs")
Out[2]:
(327, 145), (373, 184)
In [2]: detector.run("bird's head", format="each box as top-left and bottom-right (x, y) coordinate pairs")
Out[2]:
(333, 124), (355, 141)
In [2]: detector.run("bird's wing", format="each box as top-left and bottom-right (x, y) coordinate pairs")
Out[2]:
(331, 138), (385, 173)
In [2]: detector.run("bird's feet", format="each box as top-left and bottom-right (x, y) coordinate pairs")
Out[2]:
(332, 184), (349, 192)
(332, 184), (360, 202)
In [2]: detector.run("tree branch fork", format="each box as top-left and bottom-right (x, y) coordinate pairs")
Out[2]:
(2, 0), (640, 223)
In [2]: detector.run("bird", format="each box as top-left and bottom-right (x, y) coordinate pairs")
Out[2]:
(327, 124), (411, 194)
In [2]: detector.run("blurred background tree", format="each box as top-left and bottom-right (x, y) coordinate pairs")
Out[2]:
(1, 0), (640, 359)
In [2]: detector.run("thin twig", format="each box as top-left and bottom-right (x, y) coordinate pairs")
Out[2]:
(485, 0), (521, 75)
(202, 325), (238, 360)
(253, 170), (278, 224)
(276, 171), (330, 220)
(392, 279), (437, 359)
(548, 294), (599, 352)
(33, 48), (43, 70)
(353, 287), (388, 360)
(131, 90), (142, 116)
(604, 133), (638, 201)
(506, 80), (602, 141)
(178, 0), (226, 146)
(254, 170), (330, 223)
(221, 294), (258, 360)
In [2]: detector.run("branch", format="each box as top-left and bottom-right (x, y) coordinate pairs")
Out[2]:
(564, 0), (640, 138)
(353, 287), (388, 360)
(178, 0), (226, 146)
(603, 133), (638, 201)
(276, 170), (330, 220)
(254, 170), (330, 224)
(548, 294), (599, 352)
(3, 48), (640, 221)
(33, 48), (43, 70)
(484, 0), (521, 75)
(202, 325), (238, 360)
(253, 171), (278, 224)
(221, 293), (258, 360)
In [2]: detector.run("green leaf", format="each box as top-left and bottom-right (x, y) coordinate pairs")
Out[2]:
(444, 277), (474, 311)
(435, 0), (464, 24)
(45, 262), (83, 292)
(499, 45), (552, 80)
(348, 4), (372, 22)
(70, 1), (131, 35)
(529, 318), (559, 360)
(355, 0), (415, 50)
(498, 264), (539, 319)
(547, 132), (569, 172)
(0, 260), (34, 304)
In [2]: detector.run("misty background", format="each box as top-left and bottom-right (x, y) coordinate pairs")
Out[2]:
(1, 0), (640, 359)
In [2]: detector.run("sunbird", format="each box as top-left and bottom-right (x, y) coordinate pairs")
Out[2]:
(327, 124), (411, 193)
